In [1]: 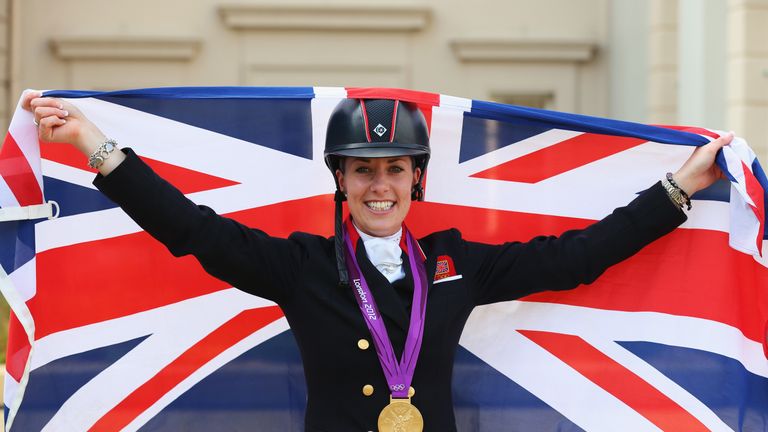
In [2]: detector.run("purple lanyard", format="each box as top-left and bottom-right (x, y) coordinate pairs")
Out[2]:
(343, 223), (428, 398)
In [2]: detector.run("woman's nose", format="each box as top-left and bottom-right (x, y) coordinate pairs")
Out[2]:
(369, 171), (389, 193)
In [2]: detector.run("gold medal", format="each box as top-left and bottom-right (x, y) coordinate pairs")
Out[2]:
(377, 397), (424, 432)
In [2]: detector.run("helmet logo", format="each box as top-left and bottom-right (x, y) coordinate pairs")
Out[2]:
(373, 123), (388, 137)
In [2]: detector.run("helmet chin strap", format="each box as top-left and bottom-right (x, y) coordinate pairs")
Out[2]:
(334, 189), (349, 287)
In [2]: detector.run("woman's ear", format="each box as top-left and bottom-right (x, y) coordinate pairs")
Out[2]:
(413, 167), (422, 185)
(335, 169), (345, 192)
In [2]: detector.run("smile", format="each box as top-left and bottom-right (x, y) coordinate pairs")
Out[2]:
(366, 201), (394, 211)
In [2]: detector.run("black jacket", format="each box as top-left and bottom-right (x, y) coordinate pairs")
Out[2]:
(94, 149), (686, 431)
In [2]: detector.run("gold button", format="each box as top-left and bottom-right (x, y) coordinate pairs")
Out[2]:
(357, 339), (370, 350)
(362, 384), (374, 396)
(408, 386), (415, 397)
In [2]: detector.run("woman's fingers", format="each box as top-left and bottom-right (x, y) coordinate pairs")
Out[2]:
(21, 90), (43, 111)
(37, 115), (66, 140)
(30, 96), (64, 111)
(33, 106), (68, 124)
(707, 132), (733, 152)
(38, 115), (65, 128)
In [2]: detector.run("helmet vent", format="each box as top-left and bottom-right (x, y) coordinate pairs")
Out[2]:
(361, 99), (396, 142)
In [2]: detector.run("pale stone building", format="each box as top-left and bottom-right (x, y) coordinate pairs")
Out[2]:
(0, 0), (767, 415)
(0, 0), (766, 157)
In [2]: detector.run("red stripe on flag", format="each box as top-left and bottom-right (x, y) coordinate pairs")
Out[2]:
(33, 233), (231, 339)
(0, 133), (43, 205)
(741, 160), (765, 255)
(654, 125), (720, 139)
(520, 330), (710, 431)
(141, 157), (240, 195)
(31, 195), (335, 339)
(6, 311), (31, 382)
(406, 201), (768, 344)
(39, 142), (90, 170)
(470, 134), (645, 183)
(346, 87), (440, 107)
(40, 142), (240, 194)
(31, 194), (767, 346)
(88, 306), (284, 432)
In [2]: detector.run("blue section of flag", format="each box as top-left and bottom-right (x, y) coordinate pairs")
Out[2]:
(100, 97), (314, 159)
(0, 220), (35, 274)
(43, 177), (118, 217)
(139, 330), (306, 432)
(692, 179), (730, 203)
(459, 115), (552, 163)
(452, 346), (584, 431)
(751, 159), (768, 240)
(11, 336), (149, 431)
(620, 341), (768, 431)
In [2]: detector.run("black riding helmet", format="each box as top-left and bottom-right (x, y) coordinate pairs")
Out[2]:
(324, 98), (431, 286)
(324, 98), (430, 200)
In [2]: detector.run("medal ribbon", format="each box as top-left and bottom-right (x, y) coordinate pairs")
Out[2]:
(343, 221), (428, 399)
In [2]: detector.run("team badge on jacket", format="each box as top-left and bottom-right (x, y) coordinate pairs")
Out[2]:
(434, 255), (462, 284)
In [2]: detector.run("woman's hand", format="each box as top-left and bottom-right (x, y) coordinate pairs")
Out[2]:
(672, 132), (733, 196)
(22, 90), (107, 155)
(22, 90), (124, 173)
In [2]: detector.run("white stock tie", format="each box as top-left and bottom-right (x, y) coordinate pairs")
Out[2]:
(355, 225), (406, 283)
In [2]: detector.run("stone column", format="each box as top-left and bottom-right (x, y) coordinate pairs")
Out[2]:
(677, 0), (727, 129)
(728, 0), (768, 161)
(648, 0), (678, 124)
(0, 0), (9, 133)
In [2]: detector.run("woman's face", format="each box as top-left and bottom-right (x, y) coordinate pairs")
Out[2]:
(336, 156), (421, 237)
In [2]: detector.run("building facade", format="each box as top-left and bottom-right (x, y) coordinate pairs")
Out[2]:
(1, 0), (767, 162)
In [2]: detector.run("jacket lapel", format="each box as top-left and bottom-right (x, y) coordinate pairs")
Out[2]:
(348, 234), (435, 359)
(423, 251), (437, 300)
(355, 242), (410, 334)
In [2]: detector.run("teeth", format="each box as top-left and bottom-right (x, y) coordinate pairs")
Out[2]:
(366, 201), (394, 211)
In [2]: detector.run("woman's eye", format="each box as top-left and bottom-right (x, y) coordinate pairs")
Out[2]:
(390, 166), (404, 173)
(355, 167), (370, 174)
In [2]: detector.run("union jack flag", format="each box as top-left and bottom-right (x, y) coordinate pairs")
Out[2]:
(1, 86), (767, 431)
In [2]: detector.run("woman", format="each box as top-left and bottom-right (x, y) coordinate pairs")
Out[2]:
(25, 91), (730, 432)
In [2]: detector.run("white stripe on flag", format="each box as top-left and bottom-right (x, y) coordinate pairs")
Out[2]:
(586, 337), (732, 431)
(40, 159), (99, 191)
(125, 317), (291, 432)
(722, 139), (761, 255)
(463, 327), (663, 431)
(3, 373), (20, 413)
(8, 257), (37, 302)
(723, 141), (756, 207)
(0, 257), (37, 431)
(9, 100), (44, 195)
(462, 301), (762, 431)
(40, 289), (274, 431)
(438, 94), (472, 112)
